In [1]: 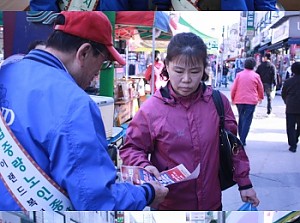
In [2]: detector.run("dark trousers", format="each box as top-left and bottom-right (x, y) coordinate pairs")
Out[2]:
(236, 104), (256, 145)
(286, 113), (300, 148)
(263, 83), (272, 114)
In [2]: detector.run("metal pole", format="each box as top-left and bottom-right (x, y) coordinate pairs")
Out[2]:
(219, 25), (225, 87)
(217, 211), (226, 223)
(151, 27), (156, 95)
(125, 44), (129, 80)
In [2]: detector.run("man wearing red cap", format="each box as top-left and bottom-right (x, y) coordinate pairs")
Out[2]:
(0, 12), (168, 211)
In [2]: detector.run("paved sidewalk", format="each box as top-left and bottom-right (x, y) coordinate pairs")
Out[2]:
(218, 86), (300, 211)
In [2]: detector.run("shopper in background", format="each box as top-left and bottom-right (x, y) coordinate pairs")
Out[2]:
(0, 11), (168, 211)
(256, 52), (277, 116)
(281, 62), (300, 153)
(235, 55), (245, 77)
(144, 50), (166, 93)
(231, 57), (264, 146)
(285, 59), (295, 80)
(120, 32), (259, 210)
(222, 62), (229, 87)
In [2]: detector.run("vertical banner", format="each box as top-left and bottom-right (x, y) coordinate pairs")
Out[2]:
(246, 11), (255, 38)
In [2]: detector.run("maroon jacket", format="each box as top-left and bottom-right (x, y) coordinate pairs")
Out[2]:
(120, 83), (252, 210)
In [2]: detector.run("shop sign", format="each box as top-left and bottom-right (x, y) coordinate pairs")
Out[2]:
(251, 35), (261, 49)
(260, 29), (271, 45)
(189, 212), (206, 221)
(246, 11), (255, 37)
(240, 16), (247, 36)
(289, 16), (300, 38)
(271, 20), (289, 44)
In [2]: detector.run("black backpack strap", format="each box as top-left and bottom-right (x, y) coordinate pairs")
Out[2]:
(212, 90), (225, 130)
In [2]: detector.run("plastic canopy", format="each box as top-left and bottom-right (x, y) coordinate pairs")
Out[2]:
(115, 11), (172, 41)
(115, 11), (173, 94)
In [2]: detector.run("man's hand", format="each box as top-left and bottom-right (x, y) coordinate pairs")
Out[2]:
(147, 181), (169, 209)
(145, 165), (168, 208)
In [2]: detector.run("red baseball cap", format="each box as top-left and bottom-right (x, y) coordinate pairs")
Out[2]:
(54, 11), (125, 66)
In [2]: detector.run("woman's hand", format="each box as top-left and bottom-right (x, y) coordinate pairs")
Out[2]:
(239, 188), (260, 207)
(145, 165), (162, 181)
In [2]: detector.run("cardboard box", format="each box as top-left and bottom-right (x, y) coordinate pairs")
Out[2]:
(90, 95), (114, 138)
(115, 101), (132, 126)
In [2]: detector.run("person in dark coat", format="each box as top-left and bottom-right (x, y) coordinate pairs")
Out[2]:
(281, 62), (300, 153)
(256, 53), (277, 115)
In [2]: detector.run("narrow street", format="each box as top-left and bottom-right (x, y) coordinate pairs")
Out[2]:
(219, 86), (300, 210)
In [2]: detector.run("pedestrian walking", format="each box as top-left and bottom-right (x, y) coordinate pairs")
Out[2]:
(231, 57), (264, 146)
(0, 11), (168, 211)
(144, 50), (166, 93)
(256, 52), (277, 116)
(120, 32), (260, 210)
(281, 62), (300, 153)
(235, 56), (244, 78)
(222, 63), (229, 87)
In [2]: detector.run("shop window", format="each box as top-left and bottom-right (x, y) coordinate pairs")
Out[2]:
(43, 212), (65, 223)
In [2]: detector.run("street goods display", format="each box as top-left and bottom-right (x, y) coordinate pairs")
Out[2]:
(121, 163), (200, 187)
(212, 90), (242, 191)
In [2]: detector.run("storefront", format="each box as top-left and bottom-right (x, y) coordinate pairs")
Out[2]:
(256, 13), (300, 87)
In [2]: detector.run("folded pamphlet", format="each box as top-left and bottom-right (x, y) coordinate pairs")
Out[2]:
(120, 163), (200, 186)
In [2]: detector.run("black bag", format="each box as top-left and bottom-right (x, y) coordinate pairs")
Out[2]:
(212, 90), (242, 191)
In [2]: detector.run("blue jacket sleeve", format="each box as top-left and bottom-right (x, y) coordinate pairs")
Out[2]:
(152, 0), (171, 10)
(221, 0), (248, 10)
(50, 98), (149, 210)
(254, 0), (277, 10)
(100, 0), (149, 10)
(100, 0), (129, 10)
(245, 0), (255, 10)
(30, 0), (59, 11)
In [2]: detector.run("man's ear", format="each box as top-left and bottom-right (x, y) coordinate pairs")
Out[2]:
(76, 43), (92, 65)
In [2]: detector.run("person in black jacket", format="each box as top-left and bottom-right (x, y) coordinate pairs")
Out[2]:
(256, 53), (277, 115)
(281, 62), (300, 153)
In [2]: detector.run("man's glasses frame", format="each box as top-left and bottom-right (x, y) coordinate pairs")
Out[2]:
(91, 44), (113, 70)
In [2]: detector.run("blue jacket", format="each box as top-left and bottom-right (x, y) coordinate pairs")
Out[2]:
(30, 0), (149, 10)
(30, 0), (277, 10)
(222, 0), (277, 10)
(0, 49), (153, 210)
